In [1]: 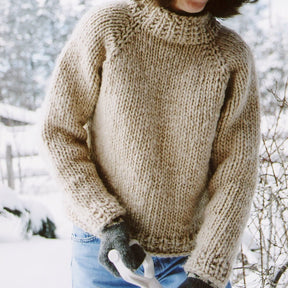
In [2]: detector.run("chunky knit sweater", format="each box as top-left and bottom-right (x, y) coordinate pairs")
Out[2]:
(41, 0), (260, 287)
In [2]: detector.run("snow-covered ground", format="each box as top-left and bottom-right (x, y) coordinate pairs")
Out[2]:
(0, 186), (73, 288)
(0, 237), (72, 288)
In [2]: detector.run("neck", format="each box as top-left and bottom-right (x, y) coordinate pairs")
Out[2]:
(167, 8), (208, 16)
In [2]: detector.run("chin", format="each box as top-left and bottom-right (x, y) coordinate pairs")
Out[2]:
(183, 2), (207, 13)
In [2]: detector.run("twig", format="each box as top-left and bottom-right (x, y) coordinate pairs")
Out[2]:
(241, 246), (247, 288)
(271, 261), (288, 287)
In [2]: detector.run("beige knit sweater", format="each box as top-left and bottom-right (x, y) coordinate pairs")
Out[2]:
(41, 0), (260, 286)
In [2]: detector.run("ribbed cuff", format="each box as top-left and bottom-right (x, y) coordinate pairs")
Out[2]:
(104, 216), (125, 228)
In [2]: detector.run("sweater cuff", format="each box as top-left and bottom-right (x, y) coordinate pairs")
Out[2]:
(184, 254), (231, 288)
(103, 216), (125, 229)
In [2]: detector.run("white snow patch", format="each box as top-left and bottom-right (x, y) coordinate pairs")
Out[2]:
(0, 103), (38, 125)
(0, 184), (24, 212)
(0, 237), (72, 288)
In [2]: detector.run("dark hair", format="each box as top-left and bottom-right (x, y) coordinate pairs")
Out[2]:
(156, 0), (258, 18)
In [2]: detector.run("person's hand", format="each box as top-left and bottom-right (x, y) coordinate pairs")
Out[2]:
(98, 221), (146, 276)
(178, 277), (213, 288)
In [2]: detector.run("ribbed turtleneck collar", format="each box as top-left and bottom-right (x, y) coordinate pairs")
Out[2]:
(129, 0), (221, 45)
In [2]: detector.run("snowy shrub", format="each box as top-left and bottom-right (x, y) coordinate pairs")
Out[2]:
(232, 85), (288, 288)
(224, 2), (288, 115)
(0, 185), (57, 239)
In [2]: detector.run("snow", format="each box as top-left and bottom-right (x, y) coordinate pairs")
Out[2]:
(0, 185), (73, 288)
(0, 185), (24, 212)
(1, 183), (60, 234)
(270, 0), (288, 23)
(0, 103), (73, 287)
(23, 197), (55, 231)
(0, 103), (38, 125)
(0, 121), (41, 158)
(0, 117), (51, 193)
(0, 237), (72, 288)
(0, 1), (287, 287)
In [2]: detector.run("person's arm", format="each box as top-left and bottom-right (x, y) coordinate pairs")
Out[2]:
(183, 51), (261, 287)
(41, 9), (126, 235)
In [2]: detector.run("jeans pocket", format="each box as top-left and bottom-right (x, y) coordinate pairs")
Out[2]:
(71, 226), (100, 243)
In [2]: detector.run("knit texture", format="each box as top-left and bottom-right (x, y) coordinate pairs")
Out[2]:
(41, 0), (261, 287)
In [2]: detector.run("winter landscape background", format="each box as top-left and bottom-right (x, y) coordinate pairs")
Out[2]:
(0, 0), (288, 287)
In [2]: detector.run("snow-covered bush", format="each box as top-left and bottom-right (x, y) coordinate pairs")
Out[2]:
(224, 1), (288, 115)
(0, 185), (57, 239)
(232, 85), (288, 288)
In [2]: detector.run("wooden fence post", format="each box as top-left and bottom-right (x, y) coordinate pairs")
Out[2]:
(6, 144), (15, 189)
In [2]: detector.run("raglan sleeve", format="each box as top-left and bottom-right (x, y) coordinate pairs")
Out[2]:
(184, 47), (261, 287)
(40, 9), (126, 235)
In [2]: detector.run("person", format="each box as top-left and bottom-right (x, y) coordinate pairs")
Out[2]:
(41, 0), (260, 287)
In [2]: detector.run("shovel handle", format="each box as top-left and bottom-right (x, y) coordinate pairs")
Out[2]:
(108, 241), (162, 288)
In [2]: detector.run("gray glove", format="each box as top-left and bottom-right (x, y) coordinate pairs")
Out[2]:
(178, 277), (213, 288)
(98, 221), (146, 277)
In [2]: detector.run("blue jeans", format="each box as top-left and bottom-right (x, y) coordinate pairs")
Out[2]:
(71, 226), (232, 288)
